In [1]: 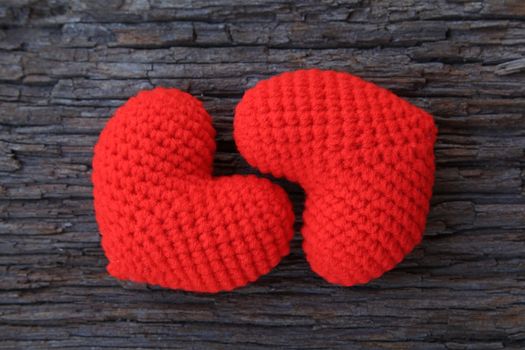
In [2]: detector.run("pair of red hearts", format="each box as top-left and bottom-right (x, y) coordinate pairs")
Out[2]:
(92, 69), (437, 293)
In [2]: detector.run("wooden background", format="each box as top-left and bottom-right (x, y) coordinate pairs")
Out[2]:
(1, 0), (525, 349)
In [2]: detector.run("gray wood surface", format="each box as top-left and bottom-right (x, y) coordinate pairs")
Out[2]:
(1, 0), (525, 349)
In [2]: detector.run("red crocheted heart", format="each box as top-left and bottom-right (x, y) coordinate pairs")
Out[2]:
(92, 88), (294, 293)
(234, 69), (437, 286)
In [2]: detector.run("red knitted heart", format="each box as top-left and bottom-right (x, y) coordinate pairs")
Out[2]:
(92, 87), (294, 293)
(234, 69), (437, 286)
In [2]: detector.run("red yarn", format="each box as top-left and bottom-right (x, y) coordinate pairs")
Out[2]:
(234, 69), (437, 286)
(92, 87), (294, 293)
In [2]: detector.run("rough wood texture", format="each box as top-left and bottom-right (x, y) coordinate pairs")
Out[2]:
(1, 1), (524, 349)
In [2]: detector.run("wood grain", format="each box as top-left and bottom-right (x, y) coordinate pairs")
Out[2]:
(1, 0), (524, 349)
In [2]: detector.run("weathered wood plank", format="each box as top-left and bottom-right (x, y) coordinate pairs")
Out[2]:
(0, 0), (524, 349)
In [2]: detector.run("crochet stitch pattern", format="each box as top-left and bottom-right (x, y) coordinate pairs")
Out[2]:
(234, 69), (437, 286)
(92, 87), (294, 293)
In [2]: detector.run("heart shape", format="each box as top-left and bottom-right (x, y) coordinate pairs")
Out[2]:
(92, 88), (294, 292)
(234, 69), (437, 286)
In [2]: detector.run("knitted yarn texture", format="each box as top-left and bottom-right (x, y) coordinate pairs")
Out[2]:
(234, 69), (437, 286)
(92, 88), (295, 293)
